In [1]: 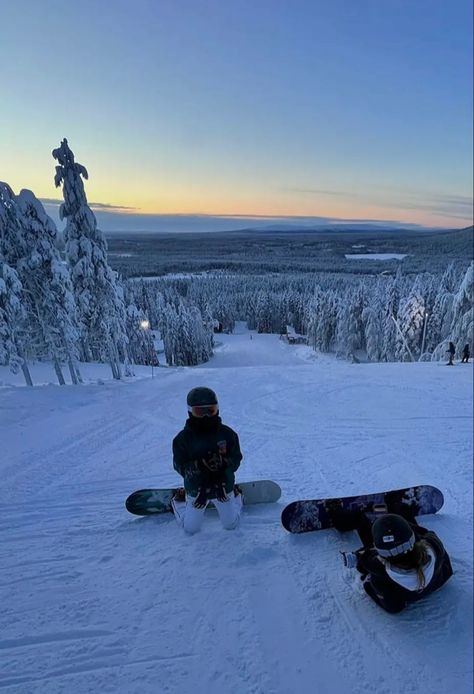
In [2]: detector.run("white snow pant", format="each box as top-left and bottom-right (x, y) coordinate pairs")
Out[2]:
(172, 491), (243, 535)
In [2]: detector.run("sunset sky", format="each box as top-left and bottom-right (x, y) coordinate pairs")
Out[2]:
(1, 0), (473, 230)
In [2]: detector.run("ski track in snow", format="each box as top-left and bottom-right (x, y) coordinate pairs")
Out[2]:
(1, 327), (472, 693)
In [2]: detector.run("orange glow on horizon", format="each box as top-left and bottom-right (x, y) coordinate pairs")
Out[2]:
(3, 168), (471, 230)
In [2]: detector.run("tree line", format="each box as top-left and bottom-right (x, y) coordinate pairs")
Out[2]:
(127, 261), (473, 364)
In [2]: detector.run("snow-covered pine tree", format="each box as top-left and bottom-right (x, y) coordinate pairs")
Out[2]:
(362, 285), (384, 361)
(52, 139), (128, 379)
(395, 276), (426, 361)
(0, 261), (33, 385)
(201, 302), (215, 352)
(255, 291), (273, 333)
(0, 182), (26, 264)
(125, 303), (158, 366)
(381, 274), (401, 362)
(336, 291), (360, 358)
(352, 283), (368, 353)
(448, 262), (473, 355)
(0, 184), (34, 385)
(425, 288), (453, 357)
(16, 190), (81, 385)
(214, 294), (235, 333)
(161, 303), (177, 366)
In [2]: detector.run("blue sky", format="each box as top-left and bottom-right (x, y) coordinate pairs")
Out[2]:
(1, 0), (472, 230)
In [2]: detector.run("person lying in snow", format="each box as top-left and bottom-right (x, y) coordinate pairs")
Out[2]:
(335, 509), (453, 613)
(171, 387), (243, 534)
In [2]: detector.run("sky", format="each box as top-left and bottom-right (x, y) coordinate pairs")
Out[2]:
(1, 0), (473, 231)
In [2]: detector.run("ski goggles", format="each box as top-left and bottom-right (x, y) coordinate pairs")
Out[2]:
(187, 404), (219, 418)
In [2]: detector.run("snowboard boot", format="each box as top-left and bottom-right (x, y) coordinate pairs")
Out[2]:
(234, 484), (244, 509)
(173, 487), (186, 503)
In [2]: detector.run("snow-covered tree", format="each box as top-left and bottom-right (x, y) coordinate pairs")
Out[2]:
(0, 184), (34, 385)
(449, 262), (473, 353)
(255, 292), (273, 333)
(336, 292), (360, 358)
(126, 303), (158, 366)
(52, 139), (128, 378)
(363, 287), (384, 361)
(381, 273), (401, 361)
(0, 261), (32, 385)
(16, 190), (81, 385)
(0, 182), (25, 264)
(395, 277), (426, 361)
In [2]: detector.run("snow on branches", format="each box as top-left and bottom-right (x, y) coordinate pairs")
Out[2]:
(53, 139), (129, 378)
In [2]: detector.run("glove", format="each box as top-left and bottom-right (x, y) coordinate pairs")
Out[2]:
(340, 551), (358, 569)
(199, 453), (227, 473)
(213, 482), (229, 503)
(193, 487), (208, 509)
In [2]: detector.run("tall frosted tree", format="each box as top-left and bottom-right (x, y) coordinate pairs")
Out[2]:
(336, 292), (360, 358)
(381, 274), (401, 362)
(16, 190), (81, 385)
(0, 182), (25, 264)
(449, 262), (473, 353)
(362, 288), (384, 362)
(0, 184), (33, 385)
(0, 261), (33, 385)
(126, 303), (158, 366)
(395, 277), (426, 361)
(52, 139), (128, 378)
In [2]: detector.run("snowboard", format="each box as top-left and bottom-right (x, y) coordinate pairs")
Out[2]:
(126, 480), (281, 516)
(281, 485), (444, 534)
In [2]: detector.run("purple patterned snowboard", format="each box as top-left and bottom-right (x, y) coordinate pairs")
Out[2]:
(281, 485), (444, 534)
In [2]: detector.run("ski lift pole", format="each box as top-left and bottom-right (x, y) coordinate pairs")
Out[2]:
(390, 314), (415, 362)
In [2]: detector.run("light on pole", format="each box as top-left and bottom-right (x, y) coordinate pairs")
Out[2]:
(140, 319), (154, 377)
(420, 310), (429, 361)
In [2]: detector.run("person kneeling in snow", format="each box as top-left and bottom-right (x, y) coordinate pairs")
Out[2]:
(171, 387), (243, 534)
(337, 511), (453, 613)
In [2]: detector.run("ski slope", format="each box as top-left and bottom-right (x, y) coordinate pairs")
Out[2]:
(1, 324), (473, 694)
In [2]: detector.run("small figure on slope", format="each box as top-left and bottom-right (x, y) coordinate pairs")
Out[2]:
(335, 509), (453, 613)
(172, 387), (243, 534)
(461, 343), (470, 363)
(447, 341), (456, 365)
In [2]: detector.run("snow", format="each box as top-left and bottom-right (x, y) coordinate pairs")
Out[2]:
(1, 324), (472, 693)
(345, 253), (408, 260)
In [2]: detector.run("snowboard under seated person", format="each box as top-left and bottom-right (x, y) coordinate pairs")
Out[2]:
(172, 387), (243, 534)
(332, 508), (453, 613)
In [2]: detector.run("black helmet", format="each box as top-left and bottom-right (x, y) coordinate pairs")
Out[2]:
(372, 514), (415, 557)
(186, 387), (218, 407)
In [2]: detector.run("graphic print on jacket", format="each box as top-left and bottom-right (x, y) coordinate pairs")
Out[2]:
(172, 416), (242, 498)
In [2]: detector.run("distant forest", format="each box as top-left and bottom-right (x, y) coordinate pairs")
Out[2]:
(107, 226), (473, 278)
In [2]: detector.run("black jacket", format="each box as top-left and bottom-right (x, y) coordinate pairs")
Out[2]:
(355, 524), (453, 613)
(172, 416), (242, 497)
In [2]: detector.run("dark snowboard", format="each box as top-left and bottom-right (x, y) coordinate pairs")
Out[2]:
(126, 480), (281, 516)
(281, 485), (444, 534)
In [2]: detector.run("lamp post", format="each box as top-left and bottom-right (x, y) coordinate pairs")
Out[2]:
(140, 319), (154, 378)
(420, 310), (429, 361)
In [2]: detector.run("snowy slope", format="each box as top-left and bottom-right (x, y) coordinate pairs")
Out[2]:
(1, 325), (473, 694)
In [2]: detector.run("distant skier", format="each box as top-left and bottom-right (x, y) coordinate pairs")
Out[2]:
(171, 387), (243, 534)
(461, 344), (470, 363)
(447, 341), (455, 365)
(335, 510), (453, 613)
